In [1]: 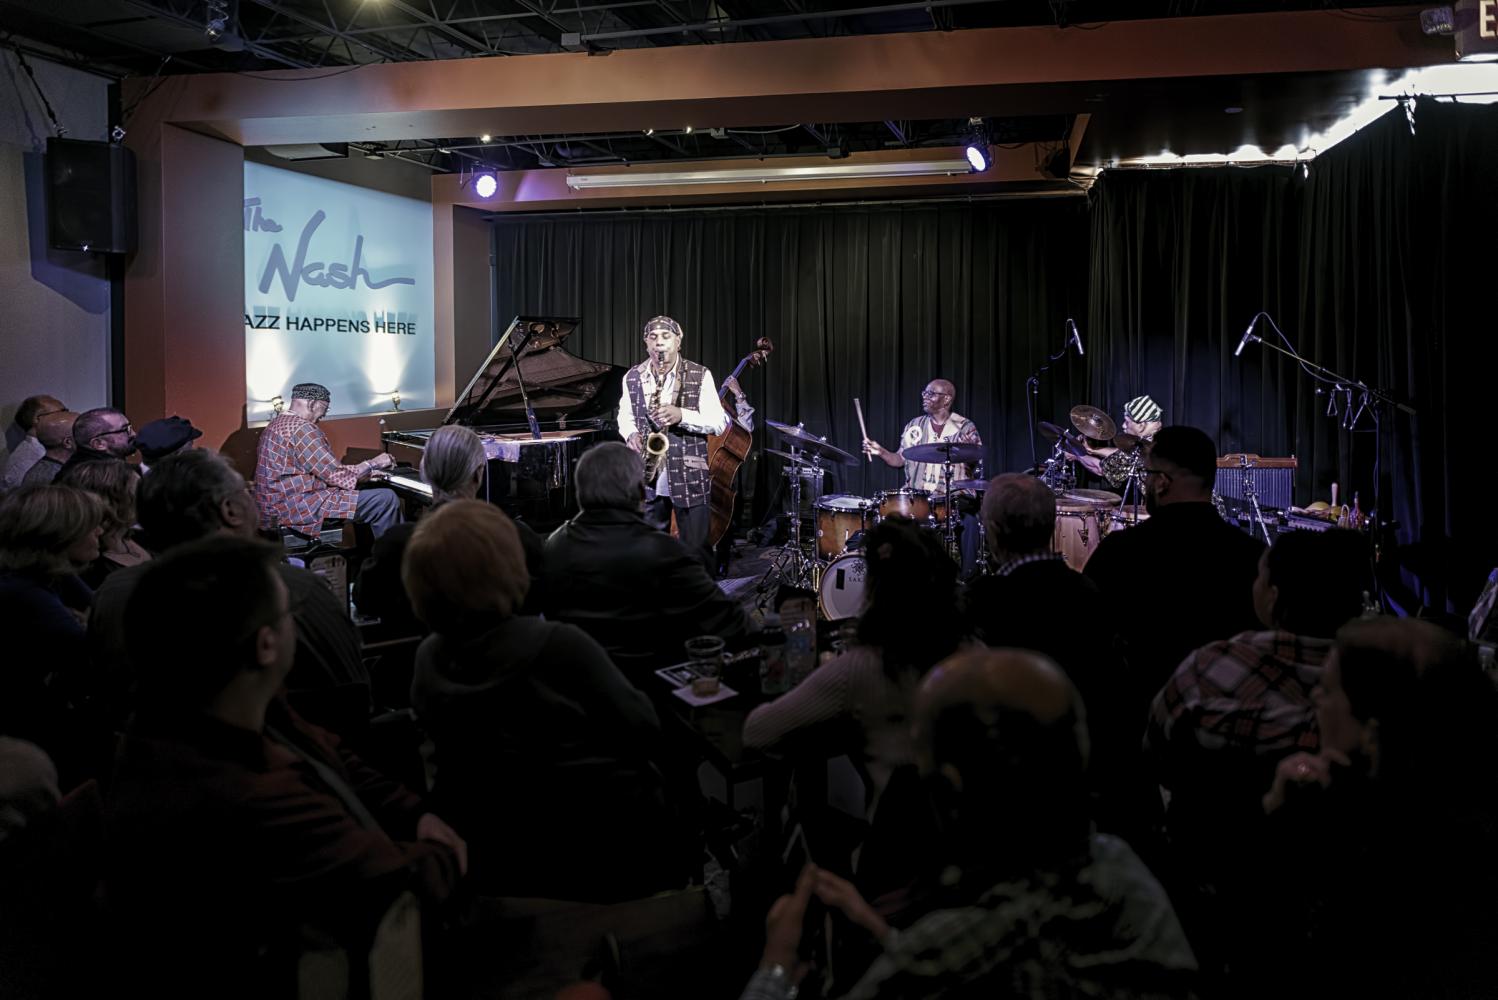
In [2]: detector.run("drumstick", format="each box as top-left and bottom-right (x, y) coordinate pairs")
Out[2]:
(853, 397), (871, 462)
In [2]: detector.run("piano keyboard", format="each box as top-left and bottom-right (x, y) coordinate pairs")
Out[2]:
(373, 468), (433, 500)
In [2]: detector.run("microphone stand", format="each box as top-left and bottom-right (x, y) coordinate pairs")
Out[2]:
(1025, 321), (1083, 471)
(1240, 327), (1414, 585)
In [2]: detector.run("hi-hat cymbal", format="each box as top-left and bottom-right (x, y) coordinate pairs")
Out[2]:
(1069, 405), (1118, 442)
(764, 420), (858, 465)
(904, 441), (984, 465)
(1038, 420), (1066, 442)
(764, 447), (825, 469)
(948, 478), (989, 492)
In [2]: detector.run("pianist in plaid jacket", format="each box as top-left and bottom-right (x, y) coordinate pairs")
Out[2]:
(253, 382), (401, 538)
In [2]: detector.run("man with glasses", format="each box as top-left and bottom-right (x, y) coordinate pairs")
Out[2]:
(1084, 425), (1265, 721)
(61, 406), (136, 473)
(253, 382), (400, 539)
(2, 394), (65, 490)
(862, 379), (984, 576)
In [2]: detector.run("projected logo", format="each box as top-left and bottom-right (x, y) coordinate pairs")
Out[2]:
(244, 162), (435, 422)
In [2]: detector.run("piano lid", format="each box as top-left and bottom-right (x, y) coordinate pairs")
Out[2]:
(443, 315), (623, 428)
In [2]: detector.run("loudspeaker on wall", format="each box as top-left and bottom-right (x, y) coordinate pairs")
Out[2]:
(46, 137), (137, 254)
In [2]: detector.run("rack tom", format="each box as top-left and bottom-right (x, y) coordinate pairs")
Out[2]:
(875, 488), (931, 524)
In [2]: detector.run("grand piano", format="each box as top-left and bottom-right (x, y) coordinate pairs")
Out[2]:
(380, 316), (626, 529)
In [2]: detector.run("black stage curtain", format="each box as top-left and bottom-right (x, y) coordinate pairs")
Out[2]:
(493, 199), (1090, 514)
(1088, 99), (1498, 613)
(492, 99), (1493, 610)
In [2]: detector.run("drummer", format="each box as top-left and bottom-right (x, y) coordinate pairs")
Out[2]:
(1068, 394), (1163, 489)
(862, 378), (984, 577)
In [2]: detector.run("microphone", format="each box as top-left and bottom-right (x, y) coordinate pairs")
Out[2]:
(1067, 319), (1084, 356)
(1234, 314), (1261, 357)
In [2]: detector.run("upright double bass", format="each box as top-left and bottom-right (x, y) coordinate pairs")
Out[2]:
(706, 337), (773, 546)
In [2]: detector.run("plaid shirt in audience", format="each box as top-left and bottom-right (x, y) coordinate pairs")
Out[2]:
(739, 835), (1196, 1000)
(253, 412), (358, 533)
(1146, 629), (1332, 770)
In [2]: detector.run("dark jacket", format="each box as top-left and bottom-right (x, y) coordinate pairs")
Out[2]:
(91, 559), (368, 727)
(353, 509), (546, 634)
(0, 571), (95, 780)
(1084, 502), (1265, 713)
(412, 613), (683, 900)
(103, 699), (458, 996)
(542, 506), (751, 680)
(962, 557), (1143, 835)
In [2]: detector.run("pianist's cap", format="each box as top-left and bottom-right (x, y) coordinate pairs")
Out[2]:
(643, 316), (683, 339)
(291, 382), (332, 403)
(1123, 394), (1163, 425)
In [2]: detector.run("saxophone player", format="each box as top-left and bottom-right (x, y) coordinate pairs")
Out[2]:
(617, 315), (731, 571)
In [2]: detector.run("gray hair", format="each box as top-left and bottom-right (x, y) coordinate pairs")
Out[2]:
(421, 425), (486, 503)
(137, 450), (248, 552)
(980, 473), (1057, 556)
(576, 442), (644, 511)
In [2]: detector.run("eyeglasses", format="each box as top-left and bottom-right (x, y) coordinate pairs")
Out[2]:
(921, 390), (951, 399)
(100, 422), (134, 437)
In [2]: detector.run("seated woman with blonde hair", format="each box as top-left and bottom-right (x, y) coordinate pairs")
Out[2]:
(56, 458), (149, 589)
(404, 500), (686, 900)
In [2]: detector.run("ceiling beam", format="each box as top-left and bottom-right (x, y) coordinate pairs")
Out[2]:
(432, 144), (1075, 211)
(124, 6), (1447, 146)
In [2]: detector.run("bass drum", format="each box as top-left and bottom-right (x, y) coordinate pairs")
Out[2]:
(818, 552), (868, 621)
(1052, 502), (1103, 571)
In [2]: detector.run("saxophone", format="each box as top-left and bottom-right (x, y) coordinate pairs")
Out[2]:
(641, 352), (674, 485)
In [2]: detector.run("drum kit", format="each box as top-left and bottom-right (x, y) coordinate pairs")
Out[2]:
(1039, 404), (1151, 570)
(754, 420), (986, 619)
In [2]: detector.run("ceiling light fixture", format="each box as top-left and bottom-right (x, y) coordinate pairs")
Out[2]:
(475, 173), (498, 198)
(963, 117), (989, 173)
(480, 133), (492, 143)
(565, 159), (973, 190)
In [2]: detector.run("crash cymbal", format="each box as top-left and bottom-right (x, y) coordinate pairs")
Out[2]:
(1038, 420), (1066, 442)
(1061, 488), (1123, 508)
(948, 478), (990, 492)
(904, 441), (984, 465)
(1112, 432), (1140, 449)
(764, 420), (858, 465)
(1069, 405), (1118, 443)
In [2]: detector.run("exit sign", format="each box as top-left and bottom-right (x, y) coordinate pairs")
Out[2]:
(1457, 0), (1498, 60)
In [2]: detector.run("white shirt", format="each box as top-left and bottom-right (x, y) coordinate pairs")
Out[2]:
(1, 436), (45, 491)
(616, 360), (730, 498)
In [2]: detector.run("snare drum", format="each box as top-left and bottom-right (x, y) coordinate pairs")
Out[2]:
(1052, 502), (1104, 571)
(875, 488), (931, 524)
(818, 552), (868, 620)
(814, 494), (874, 560)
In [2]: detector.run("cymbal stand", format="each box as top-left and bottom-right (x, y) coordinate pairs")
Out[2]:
(1114, 451), (1145, 524)
(1237, 455), (1272, 545)
(755, 439), (821, 609)
(939, 455), (959, 562)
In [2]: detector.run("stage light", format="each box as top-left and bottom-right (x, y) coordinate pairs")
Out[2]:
(963, 117), (989, 173)
(643, 128), (655, 136)
(480, 133), (492, 143)
(684, 125), (693, 134)
(475, 173), (498, 198)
